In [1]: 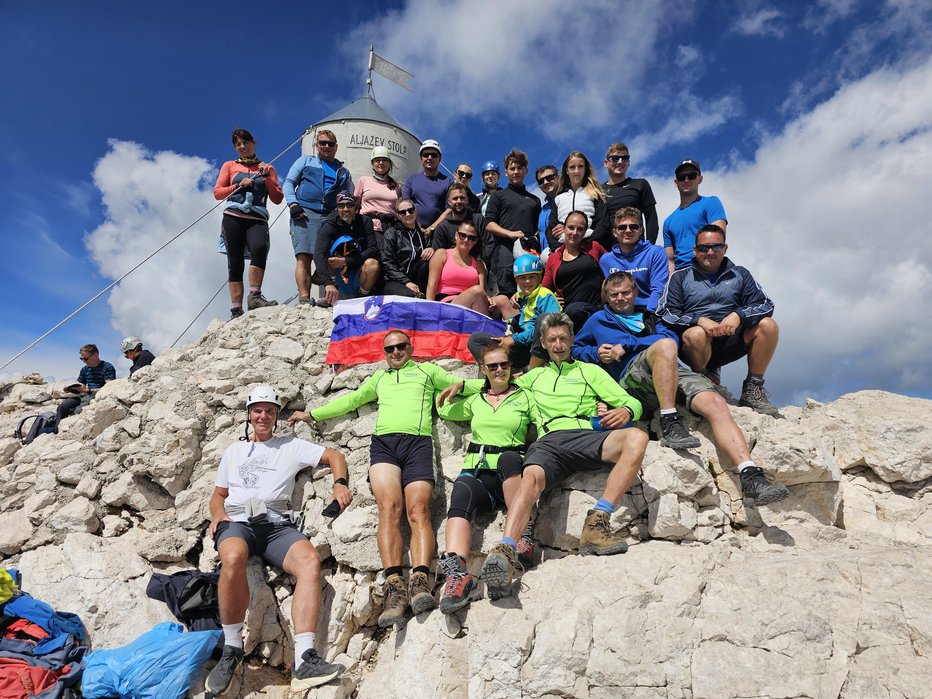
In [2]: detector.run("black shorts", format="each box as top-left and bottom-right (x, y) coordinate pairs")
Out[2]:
(523, 429), (613, 493)
(213, 519), (307, 570)
(708, 331), (750, 370)
(370, 433), (435, 486)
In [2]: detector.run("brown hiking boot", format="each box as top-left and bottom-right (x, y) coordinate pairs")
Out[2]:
(481, 543), (519, 600)
(377, 573), (409, 627)
(409, 570), (437, 615)
(579, 509), (629, 556)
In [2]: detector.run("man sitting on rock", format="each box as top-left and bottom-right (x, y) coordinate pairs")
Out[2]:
(120, 336), (155, 376)
(306, 330), (469, 626)
(56, 344), (115, 425)
(658, 224), (781, 415)
(207, 385), (352, 695)
(574, 272), (789, 507)
(439, 312), (647, 600)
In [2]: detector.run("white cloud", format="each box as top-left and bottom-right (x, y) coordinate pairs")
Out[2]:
(84, 140), (295, 356)
(648, 57), (932, 402)
(345, 0), (689, 139)
(733, 7), (785, 37)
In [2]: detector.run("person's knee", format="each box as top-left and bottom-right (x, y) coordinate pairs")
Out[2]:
(681, 327), (707, 347)
(377, 497), (404, 523)
(498, 452), (524, 480)
(406, 495), (431, 526)
(755, 317), (779, 339)
(623, 426), (649, 451)
(219, 542), (249, 571)
(521, 465), (547, 494)
(448, 478), (481, 521)
(289, 548), (321, 582)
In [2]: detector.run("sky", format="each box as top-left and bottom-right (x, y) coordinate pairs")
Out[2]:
(2, 0), (931, 407)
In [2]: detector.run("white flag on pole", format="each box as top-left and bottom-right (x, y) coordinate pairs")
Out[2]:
(370, 51), (414, 91)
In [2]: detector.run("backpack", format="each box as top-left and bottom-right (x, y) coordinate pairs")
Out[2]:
(14, 412), (58, 445)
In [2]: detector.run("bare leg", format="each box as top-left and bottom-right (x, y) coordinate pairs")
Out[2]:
(598, 427), (650, 505)
(217, 537), (251, 624)
(745, 317), (779, 375)
(445, 517), (472, 558)
(295, 253), (313, 298)
(502, 466), (547, 541)
(281, 539), (322, 634)
(404, 480), (435, 568)
(369, 463), (404, 569)
(247, 264), (265, 290)
(359, 259), (381, 293)
(645, 338), (679, 409)
(228, 281), (244, 306)
(689, 391), (751, 466)
(680, 326), (713, 372)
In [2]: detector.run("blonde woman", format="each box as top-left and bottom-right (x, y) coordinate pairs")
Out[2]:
(547, 151), (605, 244)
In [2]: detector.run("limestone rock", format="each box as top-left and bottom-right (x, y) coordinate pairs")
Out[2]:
(0, 509), (34, 554)
(48, 496), (99, 533)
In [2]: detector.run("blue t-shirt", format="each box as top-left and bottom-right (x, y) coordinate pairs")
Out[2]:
(610, 311), (645, 334)
(78, 361), (116, 389)
(402, 172), (450, 227)
(320, 159), (337, 195)
(662, 196), (727, 269)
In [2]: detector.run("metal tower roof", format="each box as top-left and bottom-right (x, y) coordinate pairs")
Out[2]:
(315, 96), (413, 134)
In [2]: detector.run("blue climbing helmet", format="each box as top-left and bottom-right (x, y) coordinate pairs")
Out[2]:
(482, 160), (499, 174)
(513, 254), (543, 278)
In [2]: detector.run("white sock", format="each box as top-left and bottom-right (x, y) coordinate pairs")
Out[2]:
(659, 408), (677, 416)
(294, 631), (316, 662)
(222, 623), (244, 649)
(737, 460), (756, 472)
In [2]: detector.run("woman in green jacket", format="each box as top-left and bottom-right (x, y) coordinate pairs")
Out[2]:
(435, 345), (539, 614)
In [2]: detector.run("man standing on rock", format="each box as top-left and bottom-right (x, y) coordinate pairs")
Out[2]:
(573, 272), (789, 506)
(306, 330), (470, 626)
(439, 312), (647, 600)
(207, 385), (352, 695)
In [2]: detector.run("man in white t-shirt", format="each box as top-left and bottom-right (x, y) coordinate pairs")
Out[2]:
(206, 385), (352, 695)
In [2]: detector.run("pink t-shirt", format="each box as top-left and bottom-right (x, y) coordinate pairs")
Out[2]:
(354, 176), (401, 228)
(438, 252), (479, 298)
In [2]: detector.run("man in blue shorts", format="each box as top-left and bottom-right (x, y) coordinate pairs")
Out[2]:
(283, 130), (353, 305)
(662, 159), (727, 273)
(305, 331), (471, 627)
(315, 193), (381, 304)
(207, 385), (352, 695)
(658, 225), (780, 415)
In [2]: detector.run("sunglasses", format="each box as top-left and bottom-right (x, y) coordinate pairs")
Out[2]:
(383, 342), (409, 353)
(79, 355), (92, 361)
(484, 360), (511, 371)
(456, 232), (479, 242)
(615, 223), (641, 231)
(421, 152), (440, 159)
(397, 207), (416, 215)
(336, 203), (355, 209)
(607, 154), (631, 163)
(317, 140), (337, 147)
(675, 171), (699, 182)
(536, 173), (557, 185)
(695, 243), (726, 253)
(456, 170), (473, 179)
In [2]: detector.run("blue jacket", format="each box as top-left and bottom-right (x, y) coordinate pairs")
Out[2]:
(512, 286), (561, 346)
(599, 241), (669, 312)
(657, 257), (774, 332)
(572, 306), (679, 380)
(282, 155), (352, 213)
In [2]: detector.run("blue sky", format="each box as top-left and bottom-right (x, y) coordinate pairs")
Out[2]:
(2, 1), (931, 407)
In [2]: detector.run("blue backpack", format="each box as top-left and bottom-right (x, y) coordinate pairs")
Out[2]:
(14, 412), (58, 445)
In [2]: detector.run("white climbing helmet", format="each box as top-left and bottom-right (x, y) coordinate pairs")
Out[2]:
(120, 336), (142, 353)
(371, 146), (392, 162)
(246, 385), (281, 409)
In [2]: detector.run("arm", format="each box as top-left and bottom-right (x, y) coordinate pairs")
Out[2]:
(485, 220), (522, 240)
(103, 363), (116, 382)
(208, 486), (231, 537)
(571, 320), (606, 365)
(320, 448), (352, 511)
(314, 221), (336, 286)
(435, 393), (476, 421)
(263, 165), (283, 205)
(646, 249), (670, 312)
(584, 364), (643, 421)
(381, 231), (410, 284)
(282, 157), (305, 206)
(665, 246), (676, 276)
(213, 161), (238, 200)
(426, 249), (447, 300)
(310, 372), (381, 422)
(641, 181), (659, 244)
(401, 176), (412, 200)
(657, 270), (694, 331)
(734, 268), (774, 325)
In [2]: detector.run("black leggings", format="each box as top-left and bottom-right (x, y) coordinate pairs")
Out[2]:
(222, 214), (270, 281)
(447, 451), (523, 521)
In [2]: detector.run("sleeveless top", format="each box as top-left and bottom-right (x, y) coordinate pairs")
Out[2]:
(438, 252), (479, 297)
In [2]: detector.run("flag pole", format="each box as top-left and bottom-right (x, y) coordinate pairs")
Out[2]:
(367, 46), (374, 97)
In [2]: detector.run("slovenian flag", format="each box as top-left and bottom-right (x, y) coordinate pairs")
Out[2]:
(325, 295), (507, 365)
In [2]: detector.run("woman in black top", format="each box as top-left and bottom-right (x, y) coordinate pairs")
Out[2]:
(541, 211), (607, 331)
(381, 198), (433, 297)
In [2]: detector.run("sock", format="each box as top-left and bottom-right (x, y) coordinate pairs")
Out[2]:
(231, 303), (242, 310)
(412, 565), (429, 576)
(746, 373), (764, 384)
(659, 408), (677, 417)
(249, 286), (260, 294)
(385, 565), (403, 579)
(593, 498), (616, 514)
(222, 623), (244, 649)
(502, 536), (517, 550)
(738, 460), (756, 473)
(294, 631), (316, 663)
(359, 286), (371, 295)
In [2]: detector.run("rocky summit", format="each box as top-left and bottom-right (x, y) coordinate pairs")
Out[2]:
(1, 303), (930, 698)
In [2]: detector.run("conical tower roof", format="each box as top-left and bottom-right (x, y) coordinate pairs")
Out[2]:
(316, 95), (413, 134)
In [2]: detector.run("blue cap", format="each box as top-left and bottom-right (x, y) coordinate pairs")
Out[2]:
(513, 254), (543, 277)
(482, 160), (499, 173)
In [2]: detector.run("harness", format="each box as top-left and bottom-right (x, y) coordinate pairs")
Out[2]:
(224, 498), (305, 529)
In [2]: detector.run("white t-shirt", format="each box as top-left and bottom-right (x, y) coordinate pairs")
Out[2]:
(216, 436), (325, 522)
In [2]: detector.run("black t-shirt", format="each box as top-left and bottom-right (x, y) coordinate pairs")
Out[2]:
(485, 183), (541, 246)
(129, 350), (156, 376)
(556, 252), (603, 306)
(594, 177), (659, 246)
(431, 212), (490, 260)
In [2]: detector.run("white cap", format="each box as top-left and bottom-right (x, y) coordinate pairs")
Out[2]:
(419, 139), (442, 156)
(371, 145), (392, 162)
(246, 385), (281, 409)
(120, 336), (142, 353)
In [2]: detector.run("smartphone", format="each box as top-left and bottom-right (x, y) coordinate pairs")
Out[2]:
(322, 499), (341, 519)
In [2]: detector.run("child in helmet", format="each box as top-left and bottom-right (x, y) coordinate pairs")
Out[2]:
(466, 254), (561, 369)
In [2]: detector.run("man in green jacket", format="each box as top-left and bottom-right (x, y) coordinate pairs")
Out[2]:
(300, 330), (466, 626)
(439, 312), (647, 600)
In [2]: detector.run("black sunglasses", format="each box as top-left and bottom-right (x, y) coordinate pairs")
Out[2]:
(383, 342), (409, 353)
(607, 154), (631, 163)
(536, 173), (557, 185)
(456, 170), (473, 179)
(615, 223), (641, 231)
(421, 152), (440, 159)
(456, 231), (479, 242)
(317, 140), (336, 147)
(484, 360), (511, 371)
(397, 207), (416, 215)
(676, 171), (699, 182)
(695, 243), (726, 253)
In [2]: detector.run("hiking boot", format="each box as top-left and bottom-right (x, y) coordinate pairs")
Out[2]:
(229, 307), (244, 320)
(205, 644), (244, 695)
(516, 535), (536, 569)
(409, 570), (437, 615)
(439, 553), (476, 615)
(579, 509), (628, 556)
(291, 648), (344, 691)
(377, 573), (409, 627)
(481, 543), (518, 600)
(659, 413), (701, 450)
(739, 466), (790, 507)
(298, 296), (316, 306)
(246, 291), (278, 310)
(739, 380), (780, 416)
